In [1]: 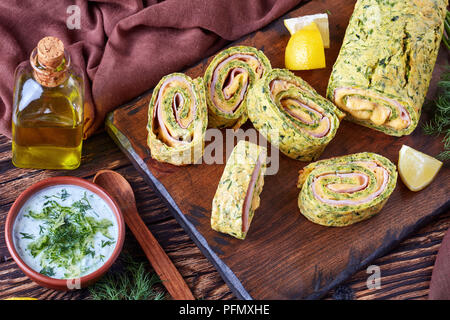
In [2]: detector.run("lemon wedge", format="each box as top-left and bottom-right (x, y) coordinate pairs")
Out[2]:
(285, 22), (326, 70)
(398, 145), (443, 192)
(284, 13), (330, 48)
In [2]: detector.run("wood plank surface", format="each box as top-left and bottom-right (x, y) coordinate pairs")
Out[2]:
(0, 133), (233, 300)
(0, 0), (449, 301)
(0, 130), (449, 300)
(104, 0), (450, 299)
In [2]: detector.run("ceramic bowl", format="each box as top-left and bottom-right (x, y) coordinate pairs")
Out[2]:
(5, 176), (125, 291)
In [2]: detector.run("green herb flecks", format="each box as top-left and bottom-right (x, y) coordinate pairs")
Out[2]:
(101, 240), (114, 248)
(44, 188), (70, 201)
(40, 266), (55, 277)
(423, 67), (450, 161)
(72, 192), (94, 215)
(26, 190), (114, 278)
(59, 189), (70, 201)
(20, 232), (34, 240)
(88, 255), (165, 300)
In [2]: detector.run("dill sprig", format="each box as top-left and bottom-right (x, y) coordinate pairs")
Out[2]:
(443, 11), (450, 50)
(423, 66), (450, 161)
(88, 255), (166, 300)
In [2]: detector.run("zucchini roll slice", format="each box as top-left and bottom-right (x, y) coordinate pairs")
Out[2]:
(211, 141), (267, 239)
(297, 152), (397, 227)
(204, 46), (271, 129)
(147, 73), (207, 165)
(247, 68), (344, 161)
(327, 0), (447, 136)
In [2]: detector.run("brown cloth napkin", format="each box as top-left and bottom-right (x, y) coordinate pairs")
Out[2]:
(0, 0), (303, 138)
(429, 225), (450, 299)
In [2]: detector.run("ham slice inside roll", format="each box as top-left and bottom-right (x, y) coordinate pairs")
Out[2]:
(241, 153), (264, 233)
(152, 75), (196, 147)
(311, 161), (389, 206)
(270, 80), (331, 138)
(210, 54), (265, 114)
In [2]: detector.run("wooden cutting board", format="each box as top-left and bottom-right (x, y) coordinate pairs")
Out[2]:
(105, 0), (450, 299)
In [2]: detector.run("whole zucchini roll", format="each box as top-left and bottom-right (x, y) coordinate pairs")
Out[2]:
(211, 140), (267, 239)
(247, 68), (344, 161)
(147, 73), (207, 165)
(204, 46), (272, 129)
(297, 152), (397, 227)
(327, 0), (447, 136)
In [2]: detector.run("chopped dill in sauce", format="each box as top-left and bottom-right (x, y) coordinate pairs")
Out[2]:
(13, 185), (118, 279)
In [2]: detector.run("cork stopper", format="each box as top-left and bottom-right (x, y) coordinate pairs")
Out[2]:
(31, 36), (69, 87)
(37, 36), (65, 68)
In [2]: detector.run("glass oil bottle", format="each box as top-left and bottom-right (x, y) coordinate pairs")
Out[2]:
(12, 36), (84, 170)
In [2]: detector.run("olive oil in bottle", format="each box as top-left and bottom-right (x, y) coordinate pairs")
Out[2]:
(12, 36), (84, 170)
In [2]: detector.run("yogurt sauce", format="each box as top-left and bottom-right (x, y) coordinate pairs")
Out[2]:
(13, 184), (118, 279)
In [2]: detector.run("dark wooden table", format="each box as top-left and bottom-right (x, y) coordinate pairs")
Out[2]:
(0, 131), (448, 300)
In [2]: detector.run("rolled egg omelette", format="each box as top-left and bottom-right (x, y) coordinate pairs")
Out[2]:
(211, 140), (267, 239)
(204, 46), (272, 129)
(247, 68), (344, 161)
(327, 0), (448, 136)
(297, 152), (397, 227)
(147, 73), (208, 165)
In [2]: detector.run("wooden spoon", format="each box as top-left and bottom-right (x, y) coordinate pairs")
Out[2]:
(93, 169), (195, 300)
